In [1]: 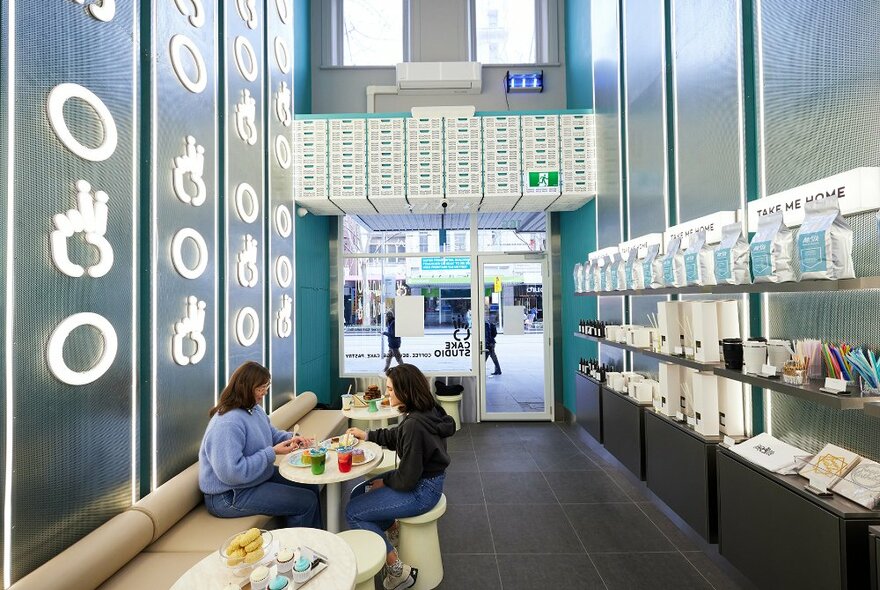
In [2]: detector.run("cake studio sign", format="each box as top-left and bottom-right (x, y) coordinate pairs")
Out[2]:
(748, 167), (880, 229)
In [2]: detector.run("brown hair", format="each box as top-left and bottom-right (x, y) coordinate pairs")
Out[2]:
(387, 364), (435, 413)
(210, 361), (270, 417)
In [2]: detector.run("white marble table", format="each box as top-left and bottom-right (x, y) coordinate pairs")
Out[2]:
(170, 527), (356, 590)
(342, 404), (400, 429)
(279, 441), (382, 533)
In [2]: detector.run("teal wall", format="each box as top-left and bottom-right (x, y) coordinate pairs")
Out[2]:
(293, 0), (332, 403)
(560, 0), (597, 412)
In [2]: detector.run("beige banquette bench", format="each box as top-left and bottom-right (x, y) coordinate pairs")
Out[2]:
(10, 392), (346, 590)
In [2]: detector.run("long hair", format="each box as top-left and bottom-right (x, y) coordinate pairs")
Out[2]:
(209, 361), (270, 417)
(387, 364), (435, 413)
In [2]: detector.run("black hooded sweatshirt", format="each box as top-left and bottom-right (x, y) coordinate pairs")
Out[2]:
(367, 404), (457, 491)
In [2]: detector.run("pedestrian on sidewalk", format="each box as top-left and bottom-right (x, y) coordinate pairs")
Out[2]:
(485, 317), (501, 375)
(383, 311), (403, 373)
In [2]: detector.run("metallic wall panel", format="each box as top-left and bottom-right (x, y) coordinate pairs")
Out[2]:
(266, 0), (296, 410)
(153, 0), (219, 487)
(0, 5), (8, 583)
(623, 0), (667, 237)
(758, 1), (880, 461)
(592, 0), (623, 250)
(672, 0), (744, 220)
(758, 0), (880, 195)
(592, 0), (625, 366)
(7, 2), (138, 581)
(226, 0), (266, 377)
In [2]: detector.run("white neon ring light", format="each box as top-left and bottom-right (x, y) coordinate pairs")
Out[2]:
(47, 83), (118, 162)
(235, 307), (260, 346)
(274, 205), (292, 238)
(274, 37), (291, 74)
(276, 0), (291, 24)
(169, 34), (208, 94)
(171, 227), (209, 279)
(173, 0), (205, 28)
(234, 36), (259, 82)
(275, 256), (292, 287)
(46, 312), (118, 386)
(234, 182), (259, 223)
(275, 134), (292, 169)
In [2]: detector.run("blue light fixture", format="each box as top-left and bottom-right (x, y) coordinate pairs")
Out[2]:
(506, 71), (543, 93)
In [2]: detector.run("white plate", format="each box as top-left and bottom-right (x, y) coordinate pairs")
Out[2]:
(320, 434), (359, 450)
(350, 448), (377, 467)
(287, 450), (313, 468)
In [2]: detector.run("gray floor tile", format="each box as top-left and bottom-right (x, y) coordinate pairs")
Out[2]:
(544, 470), (629, 503)
(603, 466), (654, 503)
(496, 554), (607, 590)
(488, 504), (583, 554)
(435, 554), (502, 590)
(683, 552), (754, 590)
(563, 503), (675, 553)
(591, 552), (713, 589)
(446, 434), (475, 451)
(439, 504), (495, 554)
(637, 502), (702, 552)
(480, 472), (557, 504)
(441, 471), (485, 504)
(475, 450), (541, 472)
(446, 450), (479, 473)
(529, 448), (603, 472)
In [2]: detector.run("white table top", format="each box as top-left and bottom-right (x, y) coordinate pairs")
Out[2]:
(171, 527), (357, 590)
(279, 441), (383, 485)
(342, 404), (401, 422)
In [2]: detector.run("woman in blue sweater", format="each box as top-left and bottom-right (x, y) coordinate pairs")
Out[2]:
(199, 361), (322, 528)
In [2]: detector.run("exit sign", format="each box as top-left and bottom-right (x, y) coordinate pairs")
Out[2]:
(528, 171), (559, 187)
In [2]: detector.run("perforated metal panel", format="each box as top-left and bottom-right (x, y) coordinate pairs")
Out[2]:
(152, 0), (219, 486)
(267, 0), (296, 410)
(673, 0), (744, 220)
(226, 0), (266, 377)
(7, 1), (138, 581)
(0, 5), (9, 584)
(623, 0), (668, 237)
(758, 0), (880, 461)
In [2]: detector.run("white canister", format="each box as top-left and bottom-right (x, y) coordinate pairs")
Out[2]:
(742, 341), (768, 374)
(767, 339), (792, 369)
(608, 374), (626, 392)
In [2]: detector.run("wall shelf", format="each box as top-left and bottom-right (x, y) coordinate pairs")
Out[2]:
(574, 275), (880, 298)
(574, 332), (880, 411)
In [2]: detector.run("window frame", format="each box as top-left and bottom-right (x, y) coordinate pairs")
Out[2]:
(467, 0), (559, 65)
(324, 0), (412, 68)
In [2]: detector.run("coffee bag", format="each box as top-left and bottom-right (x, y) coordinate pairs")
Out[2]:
(714, 222), (751, 285)
(750, 212), (795, 283)
(796, 195), (854, 281)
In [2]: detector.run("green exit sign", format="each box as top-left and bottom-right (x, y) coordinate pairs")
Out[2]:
(528, 171), (559, 187)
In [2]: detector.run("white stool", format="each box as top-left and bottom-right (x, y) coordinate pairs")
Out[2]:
(436, 395), (462, 431)
(398, 494), (447, 590)
(337, 530), (386, 590)
(368, 449), (397, 477)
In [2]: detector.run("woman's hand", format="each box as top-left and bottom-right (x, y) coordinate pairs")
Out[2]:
(273, 439), (298, 455)
(368, 478), (385, 491)
(290, 436), (314, 450)
(347, 427), (367, 441)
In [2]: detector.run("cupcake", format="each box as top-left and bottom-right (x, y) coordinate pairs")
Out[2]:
(269, 575), (290, 590)
(291, 556), (312, 583)
(276, 547), (296, 574)
(351, 449), (366, 465)
(249, 565), (271, 590)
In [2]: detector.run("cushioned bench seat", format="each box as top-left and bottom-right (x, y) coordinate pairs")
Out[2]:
(10, 393), (345, 590)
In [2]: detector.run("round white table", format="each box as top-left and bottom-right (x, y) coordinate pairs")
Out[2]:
(279, 441), (383, 534)
(170, 527), (357, 590)
(342, 405), (400, 429)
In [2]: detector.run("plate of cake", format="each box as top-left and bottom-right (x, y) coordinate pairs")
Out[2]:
(351, 448), (377, 466)
(320, 433), (359, 450)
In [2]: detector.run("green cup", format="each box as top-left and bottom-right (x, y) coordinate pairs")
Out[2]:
(368, 399), (379, 413)
(309, 448), (327, 475)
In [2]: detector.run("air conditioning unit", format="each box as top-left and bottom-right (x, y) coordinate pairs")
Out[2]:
(396, 62), (482, 95)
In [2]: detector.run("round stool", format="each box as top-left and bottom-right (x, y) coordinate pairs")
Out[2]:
(436, 394), (462, 431)
(337, 530), (386, 590)
(368, 449), (397, 477)
(398, 494), (447, 590)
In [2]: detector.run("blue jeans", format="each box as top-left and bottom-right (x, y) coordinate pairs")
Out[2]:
(204, 468), (323, 529)
(346, 474), (445, 554)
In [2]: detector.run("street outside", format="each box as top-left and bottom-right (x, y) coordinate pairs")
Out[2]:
(343, 329), (546, 414)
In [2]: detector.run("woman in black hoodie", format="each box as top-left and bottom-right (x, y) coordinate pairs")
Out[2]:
(345, 363), (456, 590)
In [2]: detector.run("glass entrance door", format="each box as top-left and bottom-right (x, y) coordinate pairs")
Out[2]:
(477, 255), (553, 420)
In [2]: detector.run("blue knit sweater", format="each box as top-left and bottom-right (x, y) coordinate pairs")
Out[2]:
(198, 405), (292, 495)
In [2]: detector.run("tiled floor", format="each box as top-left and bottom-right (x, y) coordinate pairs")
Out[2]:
(431, 422), (755, 590)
